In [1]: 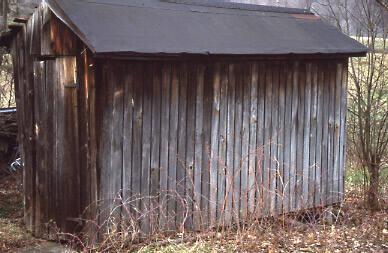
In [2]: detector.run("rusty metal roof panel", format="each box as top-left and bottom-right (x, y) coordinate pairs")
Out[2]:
(45, 0), (368, 56)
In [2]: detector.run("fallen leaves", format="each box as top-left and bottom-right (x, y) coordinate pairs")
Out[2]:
(0, 173), (42, 253)
(138, 190), (387, 253)
(1, 171), (387, 252)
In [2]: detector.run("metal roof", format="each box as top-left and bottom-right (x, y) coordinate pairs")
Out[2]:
(45, 0), (368, 56)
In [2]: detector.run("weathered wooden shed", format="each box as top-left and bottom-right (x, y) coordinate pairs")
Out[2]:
(2, 0), (367, 238)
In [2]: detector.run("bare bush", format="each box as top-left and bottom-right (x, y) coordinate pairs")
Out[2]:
(313, 0), (388, 211)
(54, 144), (347, 252)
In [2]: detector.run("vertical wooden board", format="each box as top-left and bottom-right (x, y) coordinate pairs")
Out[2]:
(302, 63), (312, 208)
(263, 62), (273, 215)
(99, 61), (122, 229)
(54, 58), (66, 232)
(32, 61), (40, 235)
(56, 57), (81, 232)
(159, 63), (171, 229)
(201, 63), (213, 227)
(150, 63), (161, 232)
(110, 63), (125, 223)
(53, 60), (66, 232)
(176, 63), (188, 230)
(185, 63), (197, 229)
(53, 57), (64, 230)
(270, 62), (279, 215)
(96, 64), (113, 229)
(308, 63), (318, 208)
(20, 28), (36, 231)
(314, 63), (324, 206)
(217, 63), (228, 224)
(276, 63), (286, 214)
(290, 62), (299, 211)
(29, 66), (37, 233)
(140, 63), (153, 233)
(122, 63), (134, 215)
(65, 57), (81, 233)
(168, 63), (179, 230)
(256, 63), (266, 213)
(77, 53), (89, 228)
(248, 63), (258, 214)
(132, 63), (144, 219)
(94, 61), (104, 229)
(209, 63), (221, 227)
(11, 41), (26, 218)
(67, 59), (81, 232)
(14, 32), (32, 230)
(233, 63), (243, 222)
(25, 22), (38, 235)
(321, 63), (330, 206)
(87, 54), (98, 237)
(25, 37), (36, 221)
(39, 61), (48, 236)
(333, 62), (342, 203)
(339, 61), (348, 202)
(240, 63), (251, 220)
(282, 62), (293, 213)
(327, 62), (336, 205)
(45, 60), (56, 234)
(33, 61), (44, 236)
(296, 62), (305, 210)
(224, 63), (235, 226)
(77, 51), (98, 238)
(194, 64), (204, 230)
(51, 57), (61, 232)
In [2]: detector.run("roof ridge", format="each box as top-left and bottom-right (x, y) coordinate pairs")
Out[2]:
(82, 0), (312, 15)
(161, 0), (313, 14)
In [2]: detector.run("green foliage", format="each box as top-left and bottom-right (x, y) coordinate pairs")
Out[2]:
(346, 166), (388, 192)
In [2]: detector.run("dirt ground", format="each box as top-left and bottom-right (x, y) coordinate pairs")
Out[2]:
(0, 168), (44, 252)
(0, 167), (387, 252)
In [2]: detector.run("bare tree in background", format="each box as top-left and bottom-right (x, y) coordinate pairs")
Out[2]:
(0, 0), (14, 109)
(0, 0), (37, 108)
(1, 0), (9, 31)
(314, 0), (387, 211)
(226, 0), (316, 9)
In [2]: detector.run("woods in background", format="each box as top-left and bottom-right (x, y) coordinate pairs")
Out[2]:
(0, 51), (13, 108)
(0, 0), (41, 109)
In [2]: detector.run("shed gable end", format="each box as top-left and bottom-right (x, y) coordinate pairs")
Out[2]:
(26, 4), (80, 57)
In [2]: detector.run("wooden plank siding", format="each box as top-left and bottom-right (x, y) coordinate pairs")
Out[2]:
(93, 59), (349, 231)
(10, 13), (350, 235)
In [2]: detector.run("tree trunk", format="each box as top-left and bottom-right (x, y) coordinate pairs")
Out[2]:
(2, 0), (7, 31)
(367, 164), (380, 211)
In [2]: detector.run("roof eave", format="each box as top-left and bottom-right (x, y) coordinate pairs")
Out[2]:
(93, 51), (368, 60)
